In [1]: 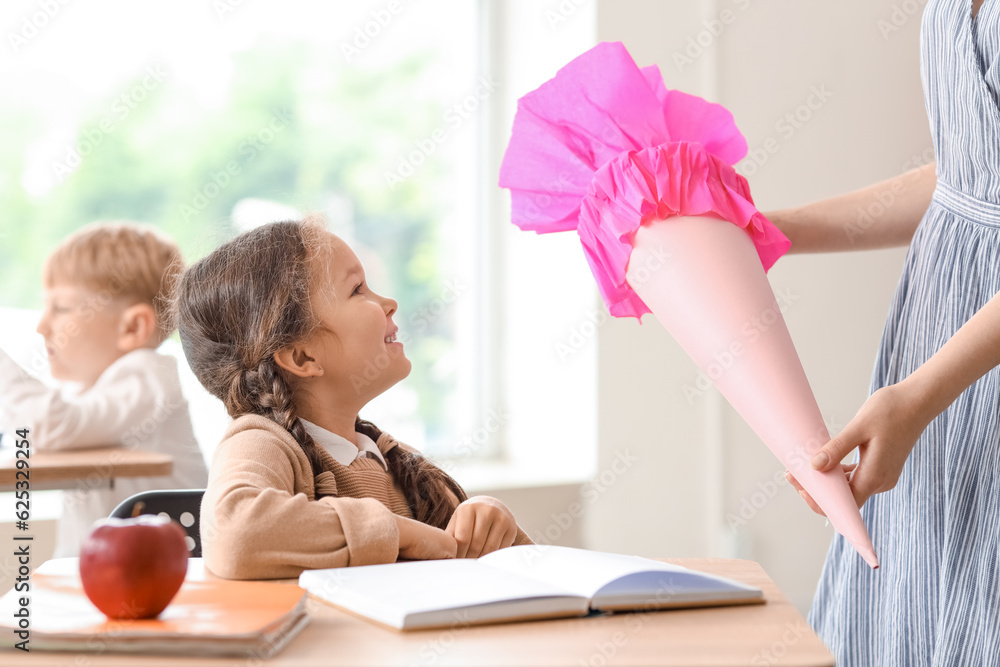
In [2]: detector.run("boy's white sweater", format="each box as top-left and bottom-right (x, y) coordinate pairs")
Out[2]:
(0, 347), (209, 557)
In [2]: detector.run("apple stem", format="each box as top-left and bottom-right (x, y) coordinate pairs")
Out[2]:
(131, 502), (145, 518)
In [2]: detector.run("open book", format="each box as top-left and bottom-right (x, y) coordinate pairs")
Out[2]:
(299, 544), (763, 631)
(0, 558), (308, 658)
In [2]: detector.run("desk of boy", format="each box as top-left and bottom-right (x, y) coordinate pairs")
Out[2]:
(0, 447), (173, 492)
(13, 557), (834, 667)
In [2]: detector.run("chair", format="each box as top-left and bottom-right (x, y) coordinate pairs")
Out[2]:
(109, 489), (206, 558)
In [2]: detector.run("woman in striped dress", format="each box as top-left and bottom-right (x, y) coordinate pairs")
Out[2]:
(772, 0), (1000, 664)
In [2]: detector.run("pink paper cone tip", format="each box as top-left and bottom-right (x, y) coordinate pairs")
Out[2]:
(856, 544), (879, 569)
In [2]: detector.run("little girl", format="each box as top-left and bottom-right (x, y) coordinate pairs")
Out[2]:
(174, 218), (532, 579)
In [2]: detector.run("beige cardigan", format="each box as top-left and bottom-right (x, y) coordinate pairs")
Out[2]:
(201, 414), (532, 579)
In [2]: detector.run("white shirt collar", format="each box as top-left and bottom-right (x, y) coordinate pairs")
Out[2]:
(299, 418), (388, 471)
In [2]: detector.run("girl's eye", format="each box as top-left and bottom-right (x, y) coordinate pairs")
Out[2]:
(352, 282), (364, 296)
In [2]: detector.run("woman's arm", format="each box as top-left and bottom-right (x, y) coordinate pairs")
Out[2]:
(897, 287), (1000, 421)
(793, 288), (1000, 510)
(764, 161), (937, 254)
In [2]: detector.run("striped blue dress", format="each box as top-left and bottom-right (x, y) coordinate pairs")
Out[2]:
(808, 1), (1000, 665)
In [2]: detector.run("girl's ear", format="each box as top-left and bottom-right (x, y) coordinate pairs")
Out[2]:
(273, 345), (324, 379)
(117, 303), (158, 352)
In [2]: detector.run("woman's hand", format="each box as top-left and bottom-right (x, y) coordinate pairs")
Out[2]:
(789, 287), (1000, 512)
(395, 514), (457, 560)
(445, 495), (519, 558)
(786, 381), (933, 513)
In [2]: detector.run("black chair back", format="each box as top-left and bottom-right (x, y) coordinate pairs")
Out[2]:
(109, 489), (206, 558)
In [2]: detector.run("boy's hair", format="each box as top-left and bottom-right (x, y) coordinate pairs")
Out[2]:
(43, 222), (183, 345)
(174, 219), (466, 530)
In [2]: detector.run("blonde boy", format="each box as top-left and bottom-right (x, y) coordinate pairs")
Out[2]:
(0, 222), (208, 557)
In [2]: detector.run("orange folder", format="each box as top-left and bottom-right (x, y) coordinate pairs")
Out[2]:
(0, 558), (309, 658)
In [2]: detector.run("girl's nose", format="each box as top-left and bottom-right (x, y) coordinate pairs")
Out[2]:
(36, 313), (50, 336)
(382, 295), (397, 317)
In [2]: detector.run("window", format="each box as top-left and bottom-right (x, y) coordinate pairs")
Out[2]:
(1, 0), (481, 462)
(0, 0), (597, 487)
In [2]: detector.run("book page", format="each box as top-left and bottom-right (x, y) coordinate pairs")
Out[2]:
(299, 558), (587, 629)
(477, 544), (690, 599)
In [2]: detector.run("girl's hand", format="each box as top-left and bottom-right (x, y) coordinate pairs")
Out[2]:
(786, 382), (932, 513)
(395, 514), (457, 560)
(445, 495), (519, 558)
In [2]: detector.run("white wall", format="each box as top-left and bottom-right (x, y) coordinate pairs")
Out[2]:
(585, 0), (930, 614)
(0, 2), (933, 619)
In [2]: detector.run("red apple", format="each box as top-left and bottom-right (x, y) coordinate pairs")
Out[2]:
(79, 515), (189, 619)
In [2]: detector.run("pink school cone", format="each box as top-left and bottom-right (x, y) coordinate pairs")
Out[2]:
(498, 41), (877, 567)
(626, 215), (878, 569)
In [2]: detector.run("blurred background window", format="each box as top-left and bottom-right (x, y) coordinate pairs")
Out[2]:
(0, 0), (487, 461)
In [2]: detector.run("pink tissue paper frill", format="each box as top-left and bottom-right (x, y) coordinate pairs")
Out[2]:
(498, 41), (792, 320)
(581, 142), (793, 319)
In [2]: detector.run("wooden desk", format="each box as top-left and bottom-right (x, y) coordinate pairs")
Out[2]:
(0, 447), (173, 491)
(9, 558), (834, 666)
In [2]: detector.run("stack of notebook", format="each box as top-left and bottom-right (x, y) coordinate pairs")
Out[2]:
(0, 558), (308, 658)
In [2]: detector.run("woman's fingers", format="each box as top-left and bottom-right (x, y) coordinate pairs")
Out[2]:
(786, 463), (857, 487)
(811, 426), (863, 471)
(798, 489), (826, 516)
(846, 455), (884, 510)
(786, 462), (861, 515)
(785, 470), (804, 492)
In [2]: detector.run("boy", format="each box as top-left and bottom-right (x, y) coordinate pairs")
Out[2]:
(0, 222), (208, 557)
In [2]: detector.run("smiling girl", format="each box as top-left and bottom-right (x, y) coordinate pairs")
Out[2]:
(175, 219), (531, 579)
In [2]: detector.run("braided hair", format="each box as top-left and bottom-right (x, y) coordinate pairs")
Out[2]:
(173, 220), (465, 529)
